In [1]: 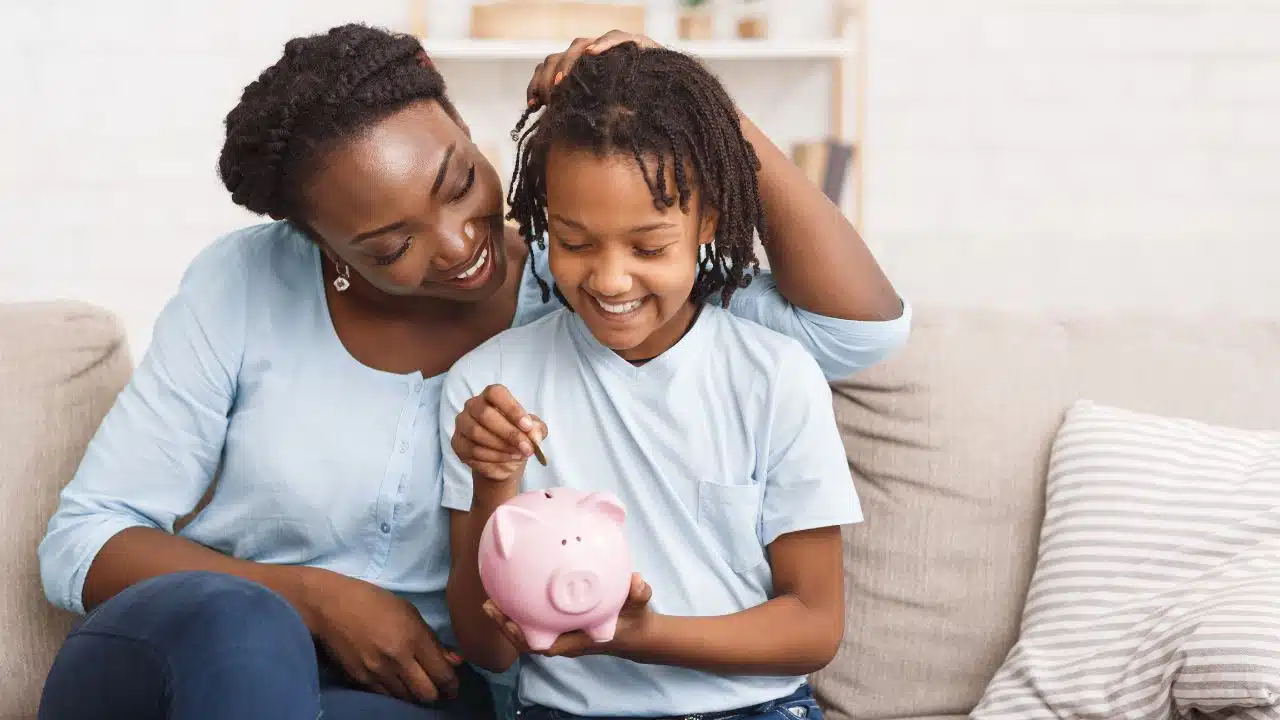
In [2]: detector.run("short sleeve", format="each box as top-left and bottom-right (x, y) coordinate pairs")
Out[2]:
(438, 340), (504, 512)
(38, 237), (248, 614)
(760, 344), (864, 547)
(723, 271), (912, 382)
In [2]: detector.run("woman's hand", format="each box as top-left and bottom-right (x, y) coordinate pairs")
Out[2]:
(526, 31), (663, 109)
(451, 384), (547, 482)
(481, 573), (656, 659)
(305, 568), (463, 704)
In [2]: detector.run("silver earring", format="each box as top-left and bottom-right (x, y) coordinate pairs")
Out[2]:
(334, 263), (351, 292)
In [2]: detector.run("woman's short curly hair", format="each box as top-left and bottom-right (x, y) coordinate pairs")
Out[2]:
(217, 23), (448, 221)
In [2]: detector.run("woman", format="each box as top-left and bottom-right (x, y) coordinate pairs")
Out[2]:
(36, 23), (909, 720)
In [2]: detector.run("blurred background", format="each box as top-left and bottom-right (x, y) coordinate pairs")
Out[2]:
(2, 0), (1278, 355)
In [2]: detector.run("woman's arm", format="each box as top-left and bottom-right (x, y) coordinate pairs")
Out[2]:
(737, 112), (902, 321)
(526, 32), (902, 321)
(38, 237), (250, 615)
(526, 33), (910, 380)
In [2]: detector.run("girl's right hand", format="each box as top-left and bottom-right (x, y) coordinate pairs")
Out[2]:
(451, 384), (547, 481)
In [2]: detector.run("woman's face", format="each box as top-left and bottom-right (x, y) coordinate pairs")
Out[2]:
(302, 99), (508, 303)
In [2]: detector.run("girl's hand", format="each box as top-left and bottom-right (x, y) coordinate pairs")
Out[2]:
(451, 384), (547, 482)
(482, 573), (656, 658)
(526, 31), (663, 109)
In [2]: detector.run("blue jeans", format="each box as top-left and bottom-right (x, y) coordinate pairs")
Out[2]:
(513, 684), (823, 720)
(37, 571), (494, 720)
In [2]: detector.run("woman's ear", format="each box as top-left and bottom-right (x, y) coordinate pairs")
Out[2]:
(437, 97), (471, 139)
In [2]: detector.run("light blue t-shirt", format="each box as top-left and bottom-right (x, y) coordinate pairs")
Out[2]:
(439, 306), (864, 716)
(39, 220), (908, 639)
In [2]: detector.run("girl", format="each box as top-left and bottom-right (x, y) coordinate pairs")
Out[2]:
(443, 40), (878, 718)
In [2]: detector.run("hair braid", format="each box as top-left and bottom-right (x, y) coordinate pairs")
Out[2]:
(218, 23), (448, 222)
(506, 43), (764, 307)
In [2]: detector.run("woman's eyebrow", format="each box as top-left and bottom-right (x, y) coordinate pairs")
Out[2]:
(430, 142), (456, 197)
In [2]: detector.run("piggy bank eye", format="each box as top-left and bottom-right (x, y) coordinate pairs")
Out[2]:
(576, 536), (581, 542)
(543, 491), (553, 499)
(560, 539), (567, 545)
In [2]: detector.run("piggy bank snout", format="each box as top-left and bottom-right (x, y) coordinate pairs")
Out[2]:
(548, 568), (604, 615)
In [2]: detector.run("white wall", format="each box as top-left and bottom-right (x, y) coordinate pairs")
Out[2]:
(3, 0), (1278, 358)
(863, 0), (1280, 317)
(0, 0), (837, 355)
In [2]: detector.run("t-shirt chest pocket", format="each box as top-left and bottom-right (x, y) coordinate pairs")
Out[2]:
(696, 478), (766, 574)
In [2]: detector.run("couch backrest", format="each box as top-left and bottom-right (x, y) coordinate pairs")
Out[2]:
(0, 301), (132, 719)
(812, 307), (1280, 720)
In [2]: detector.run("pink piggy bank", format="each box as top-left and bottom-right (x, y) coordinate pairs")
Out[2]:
(478, 487), (632, 651)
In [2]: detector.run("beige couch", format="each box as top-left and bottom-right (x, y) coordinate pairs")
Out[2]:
(4, 300), (1279, 719)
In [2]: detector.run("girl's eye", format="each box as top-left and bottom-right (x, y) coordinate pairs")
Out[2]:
(634, 247), (665, 258)
(452, 165), (475, 202)
(558, 239), (589, 253)
(372, 237), (413, 266)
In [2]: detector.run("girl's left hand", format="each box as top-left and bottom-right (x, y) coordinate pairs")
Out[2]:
(482, 573), (655, 659)
(526, 31), (663, 109)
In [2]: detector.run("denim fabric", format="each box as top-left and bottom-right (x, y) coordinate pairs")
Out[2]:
(513, 683), (822, 720)
(37, 571), (494, 720)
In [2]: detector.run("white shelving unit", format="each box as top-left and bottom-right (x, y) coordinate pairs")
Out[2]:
(417, 28), (864, 228)
(421, 38), (848, 61)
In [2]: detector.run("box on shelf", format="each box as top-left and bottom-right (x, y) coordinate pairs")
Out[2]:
(470, 1), (646, 41)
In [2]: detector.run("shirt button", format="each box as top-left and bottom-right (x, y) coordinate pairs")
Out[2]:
(399, 441), (408, 453)
(380, 523), (391, 534)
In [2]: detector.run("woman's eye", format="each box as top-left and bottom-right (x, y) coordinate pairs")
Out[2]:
(372, 237), (413, 266)
(452, 165), (475, 202)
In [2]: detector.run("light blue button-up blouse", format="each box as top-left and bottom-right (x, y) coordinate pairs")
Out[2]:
(38, 221), (911, 641)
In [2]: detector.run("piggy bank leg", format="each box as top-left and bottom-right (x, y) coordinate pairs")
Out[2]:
(522, 629), (561, 652)
(584, 616), (618, 643)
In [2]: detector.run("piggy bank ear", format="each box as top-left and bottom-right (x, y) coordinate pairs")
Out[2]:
(492, 505), (540, 560)
(578, 491), (626, 527)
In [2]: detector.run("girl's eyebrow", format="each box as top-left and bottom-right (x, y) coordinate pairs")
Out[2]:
(628, 222), (678, 234)
(549, 213), (585, 229)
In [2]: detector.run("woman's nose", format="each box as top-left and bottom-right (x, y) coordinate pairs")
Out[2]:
(431, 220), (476, 272)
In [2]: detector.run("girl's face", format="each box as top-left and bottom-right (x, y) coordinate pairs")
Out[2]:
(302, 99), (509, 303)
(544, 145), (716, 361)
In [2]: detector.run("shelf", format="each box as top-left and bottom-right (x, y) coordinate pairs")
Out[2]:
(420, 38), (848, 61)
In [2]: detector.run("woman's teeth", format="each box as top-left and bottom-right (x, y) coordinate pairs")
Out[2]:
(598, 298), (643, 314)
(453, 248), (488, 280)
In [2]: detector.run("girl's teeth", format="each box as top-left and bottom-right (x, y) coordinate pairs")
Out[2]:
(455, 249), (488, 279)
(599, 298), (643, 314)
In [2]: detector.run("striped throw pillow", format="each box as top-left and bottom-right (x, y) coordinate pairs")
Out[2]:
(973, 400), (1280, 720)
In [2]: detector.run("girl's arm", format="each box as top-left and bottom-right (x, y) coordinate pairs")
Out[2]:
(618, 526), (846, 676)
(441, 366), (549, 673)
(488, 347), (858, 675)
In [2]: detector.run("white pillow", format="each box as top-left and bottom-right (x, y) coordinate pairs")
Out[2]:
(973, 400), (1280, 720)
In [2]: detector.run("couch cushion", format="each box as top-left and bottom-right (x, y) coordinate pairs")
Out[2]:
(811, 307), (1280, 720)
(973, 400), (1280, 719)
(0, 301), (132, 718)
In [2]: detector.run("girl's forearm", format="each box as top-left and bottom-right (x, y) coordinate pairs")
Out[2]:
(615, 595), (842, 676)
